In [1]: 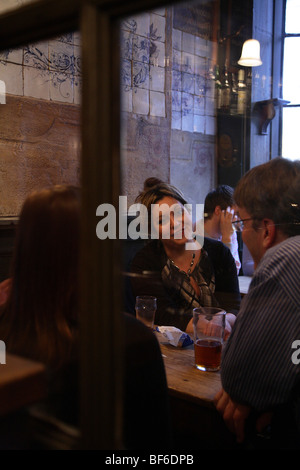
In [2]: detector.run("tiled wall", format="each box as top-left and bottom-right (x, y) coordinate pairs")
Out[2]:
(120, 6), (216, 207)
(121, 9), (167, 118)
(120, 8), (216, 135)
(171, 29), (215, 135)
(0, 1), (216, 211)
(0, 33), (81, 105)
(0, 1), (81, 216)
(0, 0), (81, 105)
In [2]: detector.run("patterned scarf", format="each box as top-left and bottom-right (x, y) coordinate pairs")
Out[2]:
(161, 249), (217, 313)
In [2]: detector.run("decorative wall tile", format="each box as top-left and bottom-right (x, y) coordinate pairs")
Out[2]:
(171, 28), (215, 134)
(121, 31), (133, 60)
(48, 40), (76, 103)
(172, 91), (181, 112)
(25, 64), (51, 100)
(73, 77), (81, 105)
(182, 51), (194, 74)
(24, 41), (49, 68)
(182, 92), (194, 131)
(121, 59), (132, 89)
(182, 113), (194, 132)
(150, 90), (165, 117)
(194, 95), (205, 115)
(182, 32), (194, 54)
(150, 13), (165, 42)
(150, 65), (165, 92)
(24, 64), (50, 100)
(195, 73), (205, 97)
(152, 8), (166, 17)
(0, 62), (23, 95)
(194, 55), (205, 77)
(132, 87), (149, 115)
(121, 13), (166, 118)
(0, 32), (82, 105)
(172, 70), (182, 91)
(172, 48), (181, 71)
(150, 41), (165, 67)
(182, 72), (194, 94)
(132, 35), (150, 63)
(194, 114), (205, 133)
(195, 36), (207, 57)
(172, 29), (182, 51)
(49, 74), (73, 103)
(130, 13), (150, 37)
(205, 95), (215, 116)
(0, 81), (5, 104)
(121, 87), (132, 112)
(0, 47), (23, 65)
(171, 111), (181, 130)
(206, 116), (216, 135)
(133, 61), (149, 89)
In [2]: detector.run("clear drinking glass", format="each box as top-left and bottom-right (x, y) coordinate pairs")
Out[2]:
(135, 295), (157, 330)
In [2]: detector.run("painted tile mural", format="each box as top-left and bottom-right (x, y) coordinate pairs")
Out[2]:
(0, 0), (81, 105)
(171, 28), (215, 135)
(120, 8), (216, 135)
(121, 10), (166, 117)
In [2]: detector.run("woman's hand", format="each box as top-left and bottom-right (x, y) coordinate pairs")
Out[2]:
(186, 312), (236, 340)
(224, 313), (236, 340)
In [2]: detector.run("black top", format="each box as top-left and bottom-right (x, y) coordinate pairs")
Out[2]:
(130, 238), (241, 331)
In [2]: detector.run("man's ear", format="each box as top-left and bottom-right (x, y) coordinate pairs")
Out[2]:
(262, 219), (276, 249)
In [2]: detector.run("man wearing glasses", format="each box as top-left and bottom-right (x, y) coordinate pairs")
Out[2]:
(214, 157), (300, 449)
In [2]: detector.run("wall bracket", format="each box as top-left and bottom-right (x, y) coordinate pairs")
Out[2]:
(253, 98), (290, 135)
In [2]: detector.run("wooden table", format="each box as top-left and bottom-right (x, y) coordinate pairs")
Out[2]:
(156, 332), (237, 449)
(159, 339), (221, 408)
(0, 353), (46, 416)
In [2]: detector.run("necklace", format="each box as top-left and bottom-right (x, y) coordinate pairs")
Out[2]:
(169, 252), (195, 277)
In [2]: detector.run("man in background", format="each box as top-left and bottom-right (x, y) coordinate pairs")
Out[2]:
(204, 185), (241, 274)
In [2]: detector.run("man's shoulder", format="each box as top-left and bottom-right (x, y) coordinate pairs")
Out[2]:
(256, 236), (300, 287)
(203, 236), (232, 257)
(265, 236), (300, 265)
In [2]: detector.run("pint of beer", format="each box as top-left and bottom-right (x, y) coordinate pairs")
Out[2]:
(193, 307), (226, 371)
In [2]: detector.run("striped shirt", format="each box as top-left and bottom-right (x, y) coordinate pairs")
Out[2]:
(221, 236), (300, 411)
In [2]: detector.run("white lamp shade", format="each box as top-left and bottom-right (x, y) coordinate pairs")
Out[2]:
(238, 39), (262, 67)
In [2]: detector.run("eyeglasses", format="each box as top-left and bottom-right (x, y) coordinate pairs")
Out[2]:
(233, 218), (300, 232)
(232, 218), (255, 232)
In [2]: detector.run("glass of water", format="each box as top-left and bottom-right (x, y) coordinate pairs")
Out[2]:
(135, 295), (157, 330)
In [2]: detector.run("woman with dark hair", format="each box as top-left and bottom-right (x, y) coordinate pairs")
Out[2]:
(0, 185), (80, 369)
(130, 182), (240, 335)
(0, 185), (81, 438)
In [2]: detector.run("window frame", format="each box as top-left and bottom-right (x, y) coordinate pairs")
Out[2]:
(0, 0), (180, 450)
(281, 0), (300, 159)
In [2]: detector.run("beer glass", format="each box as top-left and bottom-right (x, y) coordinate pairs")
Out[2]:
(193, 307), (226, 371)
